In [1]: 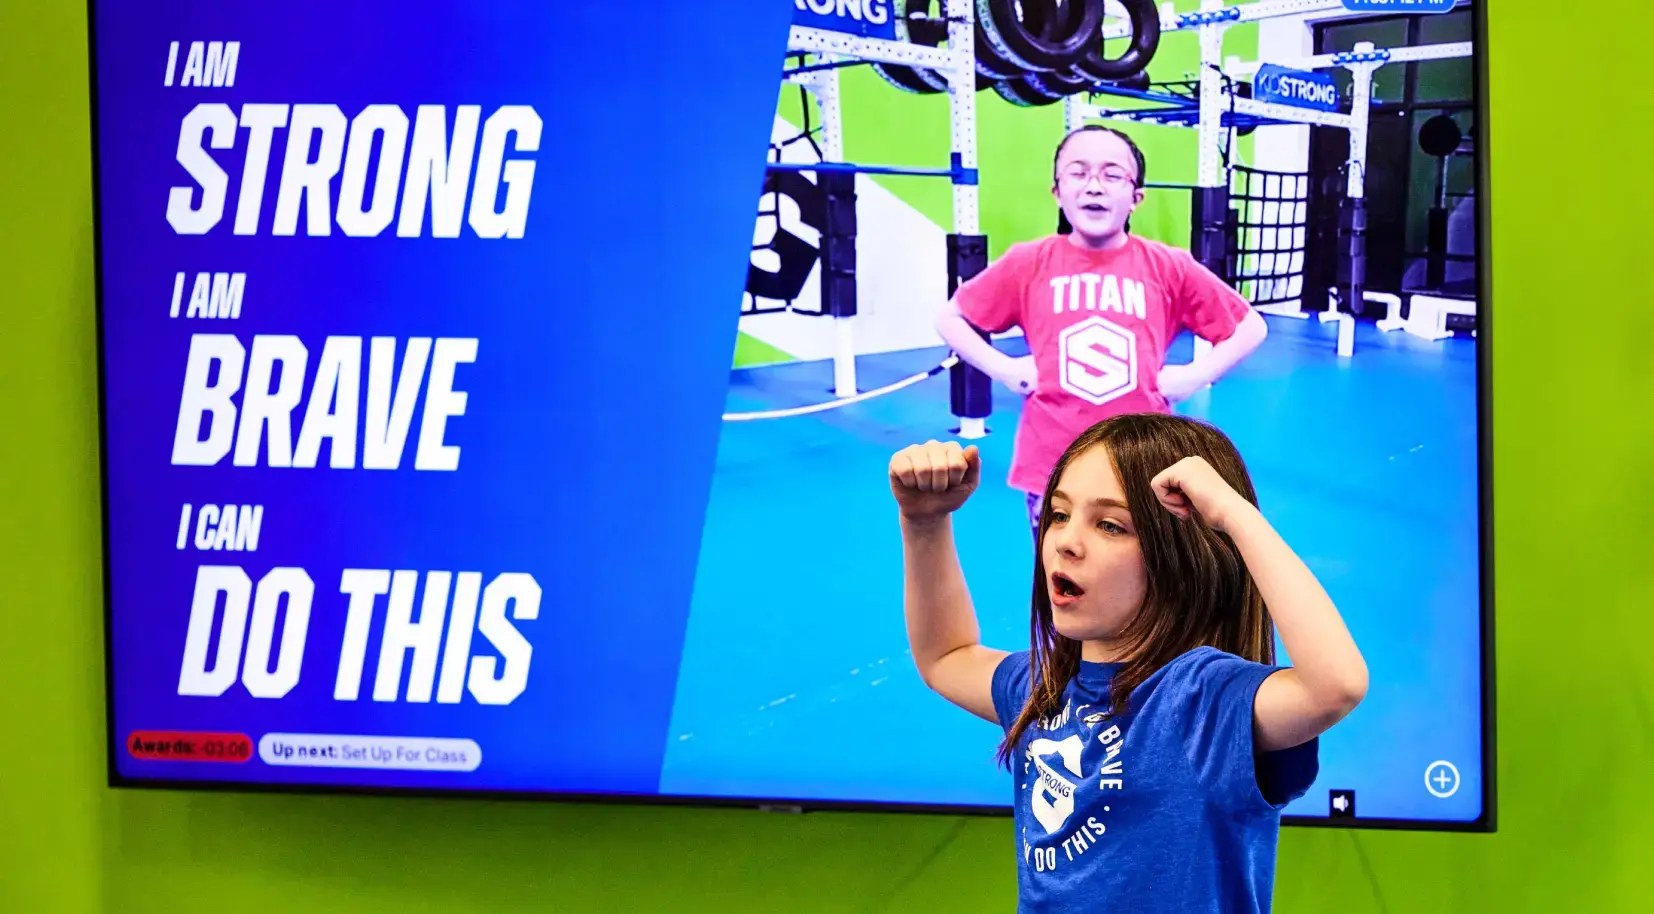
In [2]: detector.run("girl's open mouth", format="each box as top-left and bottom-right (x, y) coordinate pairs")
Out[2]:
(1051, 572), (1085, 604)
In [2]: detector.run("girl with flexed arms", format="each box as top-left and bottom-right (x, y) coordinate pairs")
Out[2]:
(889, 413), (1366, 913)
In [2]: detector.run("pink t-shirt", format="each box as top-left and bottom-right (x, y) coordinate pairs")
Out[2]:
(955, 234), (1251, 495)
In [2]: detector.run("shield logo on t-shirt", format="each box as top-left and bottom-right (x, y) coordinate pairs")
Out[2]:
(1057, 316), (1139, 406)
(1027, 734), (1086, 835)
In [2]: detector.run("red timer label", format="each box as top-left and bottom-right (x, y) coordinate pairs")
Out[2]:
(127, 730), (254, 763)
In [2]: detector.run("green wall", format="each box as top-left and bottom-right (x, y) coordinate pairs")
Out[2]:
(4, 1), (1652, 910)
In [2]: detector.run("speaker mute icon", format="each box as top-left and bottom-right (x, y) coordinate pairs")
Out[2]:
(1330, 790), (1356, 818)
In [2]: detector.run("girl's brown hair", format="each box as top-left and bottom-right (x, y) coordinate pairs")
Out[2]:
(997, 413), (1274, 768)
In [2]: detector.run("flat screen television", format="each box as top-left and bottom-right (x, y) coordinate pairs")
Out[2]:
(92, 0), (1493, 831)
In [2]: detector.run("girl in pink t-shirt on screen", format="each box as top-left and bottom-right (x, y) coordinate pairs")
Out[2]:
(936, 126), (1270, 539)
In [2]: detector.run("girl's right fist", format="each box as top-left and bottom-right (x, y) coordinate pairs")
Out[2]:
(889, 440), (981, 521)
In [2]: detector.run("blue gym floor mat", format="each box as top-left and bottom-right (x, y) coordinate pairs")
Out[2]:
(659, 315), (1483, 821)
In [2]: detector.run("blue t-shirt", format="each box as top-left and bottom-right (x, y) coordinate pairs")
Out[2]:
(990, 646), (1319, 913)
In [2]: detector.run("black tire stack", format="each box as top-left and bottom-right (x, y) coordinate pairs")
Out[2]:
(871, 0), (1162, 107)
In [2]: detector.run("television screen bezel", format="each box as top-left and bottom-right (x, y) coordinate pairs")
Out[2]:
(86, 0), (1495, 834)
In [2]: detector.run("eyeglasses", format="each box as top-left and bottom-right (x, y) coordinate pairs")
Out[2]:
(1060, 167), (1138, 189)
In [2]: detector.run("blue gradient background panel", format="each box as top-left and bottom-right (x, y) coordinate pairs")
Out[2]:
(94, 1), (792, 793)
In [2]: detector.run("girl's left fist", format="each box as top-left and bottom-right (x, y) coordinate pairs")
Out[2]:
(1149, 456), (1251, 533)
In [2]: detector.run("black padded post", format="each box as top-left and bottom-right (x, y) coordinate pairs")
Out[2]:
(947, 233), (992, 422)
(1338, 197), (1367, 316)
(1190, 185), (1231, 282)
(819, 171), (857, 319)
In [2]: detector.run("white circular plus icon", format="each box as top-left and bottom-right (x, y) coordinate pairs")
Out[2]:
(1424, 761), (1460, 798)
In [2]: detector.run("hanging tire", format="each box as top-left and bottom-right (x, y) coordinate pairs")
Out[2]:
(1031, 0), (1104, 96)
(993, 76), (1060, 107)
(1072, 0), (1161, 83)
(871, 0), (1000, 94)
(869, 1), (941, 94)
(995, 68), (1102, 106)
(1110, 69), (1152, 92)
(907, 0), (1034, 85)
(991, 0), (1098, 105)
(978, 0), (1106, 74)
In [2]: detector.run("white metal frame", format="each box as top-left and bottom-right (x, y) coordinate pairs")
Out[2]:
(782, 3), (982, 436)
(1064, 0), (1475, 359)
